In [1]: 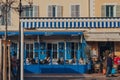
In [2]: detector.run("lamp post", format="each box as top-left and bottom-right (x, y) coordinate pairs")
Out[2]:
(18, 0), (33, 80)
(18, 0), (22, 80)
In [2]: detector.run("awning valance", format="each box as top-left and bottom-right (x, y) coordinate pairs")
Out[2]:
(0, 31), (83, 36)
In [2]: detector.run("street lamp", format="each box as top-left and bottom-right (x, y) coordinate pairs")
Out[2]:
(18, 0), (33, 80)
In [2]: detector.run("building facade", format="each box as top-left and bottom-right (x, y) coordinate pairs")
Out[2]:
(0, 0), (120, 74)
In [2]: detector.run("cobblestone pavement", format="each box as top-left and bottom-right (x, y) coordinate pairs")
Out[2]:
(24, 73), (120, 80)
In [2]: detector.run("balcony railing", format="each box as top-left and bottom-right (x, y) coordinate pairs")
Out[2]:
(20, 17), (120, 29)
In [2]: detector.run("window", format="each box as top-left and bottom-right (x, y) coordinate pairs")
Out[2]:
(66, 42), (78, 64)
(48, 5), (63, 17)
(102, 5), (120, 17)
(71, 5), (80, 17)
(21, 5), (39, 17)
(106, 5), (114, 17)
(101, 5), (114, 17)
(0, 5), (11, 25)
(26, 43), (33, 59)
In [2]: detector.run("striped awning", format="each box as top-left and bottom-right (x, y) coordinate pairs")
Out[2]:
(20, 17), (120, 29)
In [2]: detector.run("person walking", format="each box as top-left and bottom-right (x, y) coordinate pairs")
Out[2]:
(106, 53), (113, 77)
(11, 53), (17, 80)
(102, 57), (107, 75)
(87, 58), (93, 74)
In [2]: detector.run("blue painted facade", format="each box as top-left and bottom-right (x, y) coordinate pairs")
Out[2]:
(24, 39), (88, 74)
(8, 31), (88, 74)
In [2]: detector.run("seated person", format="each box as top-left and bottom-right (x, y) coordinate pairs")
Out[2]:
(79, 58), (84, 64)
(35, 58), (39, 64)
(26, 57), (31, 65)
(31, 59), (36, 64)
(87, 58), (93, 73)
(71, 59), (76, 64)
(39, 59), (44, 64)
(57, 58), (64, 64)
(44, 57), (50, 64)
(40, 57), (50, 64)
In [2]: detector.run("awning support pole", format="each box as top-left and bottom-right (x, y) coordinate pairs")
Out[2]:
(21, 23), (24, 80)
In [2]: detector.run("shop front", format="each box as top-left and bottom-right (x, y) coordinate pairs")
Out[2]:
(19, 17), (120, 74)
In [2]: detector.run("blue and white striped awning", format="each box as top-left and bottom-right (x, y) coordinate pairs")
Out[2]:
(20, 17), (120, 29)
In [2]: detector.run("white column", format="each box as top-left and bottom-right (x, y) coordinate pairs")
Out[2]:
(21, 25), (24, 80)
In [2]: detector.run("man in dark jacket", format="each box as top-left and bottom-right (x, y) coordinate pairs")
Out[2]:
(106, 53), (113, 77)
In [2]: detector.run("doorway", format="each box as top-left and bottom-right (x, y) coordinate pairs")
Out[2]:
(98, 42), (114, 60)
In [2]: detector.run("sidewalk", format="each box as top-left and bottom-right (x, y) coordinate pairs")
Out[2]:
(24, 73), (120, 78)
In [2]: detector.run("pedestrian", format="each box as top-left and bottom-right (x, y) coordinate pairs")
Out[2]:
(106, 53), (113, 77)
(102, 57), (107, 75)
(11, 53), (17, 80)
(87, 58), (93, 74)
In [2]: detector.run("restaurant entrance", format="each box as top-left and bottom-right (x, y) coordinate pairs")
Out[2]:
(98, 42), (114, 60)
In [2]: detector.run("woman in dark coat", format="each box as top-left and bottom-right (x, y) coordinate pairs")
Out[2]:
(106, 54), (113, 77)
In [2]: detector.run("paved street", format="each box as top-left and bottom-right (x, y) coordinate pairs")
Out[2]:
(24, 73), (120, 80)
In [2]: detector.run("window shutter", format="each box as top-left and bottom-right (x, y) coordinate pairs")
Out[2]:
(71, 5), (80, 17)
(116, 5), (120, 17)
(33, 6), (39, 17)
(0, 5), (4, 25)
(61, 6), (63, 17)
(21, 9), (25, 17)
(71, 5), (75, 17)
(101, 5), (106, 17)
(76, 5), (80, 17)
(48, 5), (53, 17)
(57, 6), (63, 17)
(0, 6), (11, 25)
